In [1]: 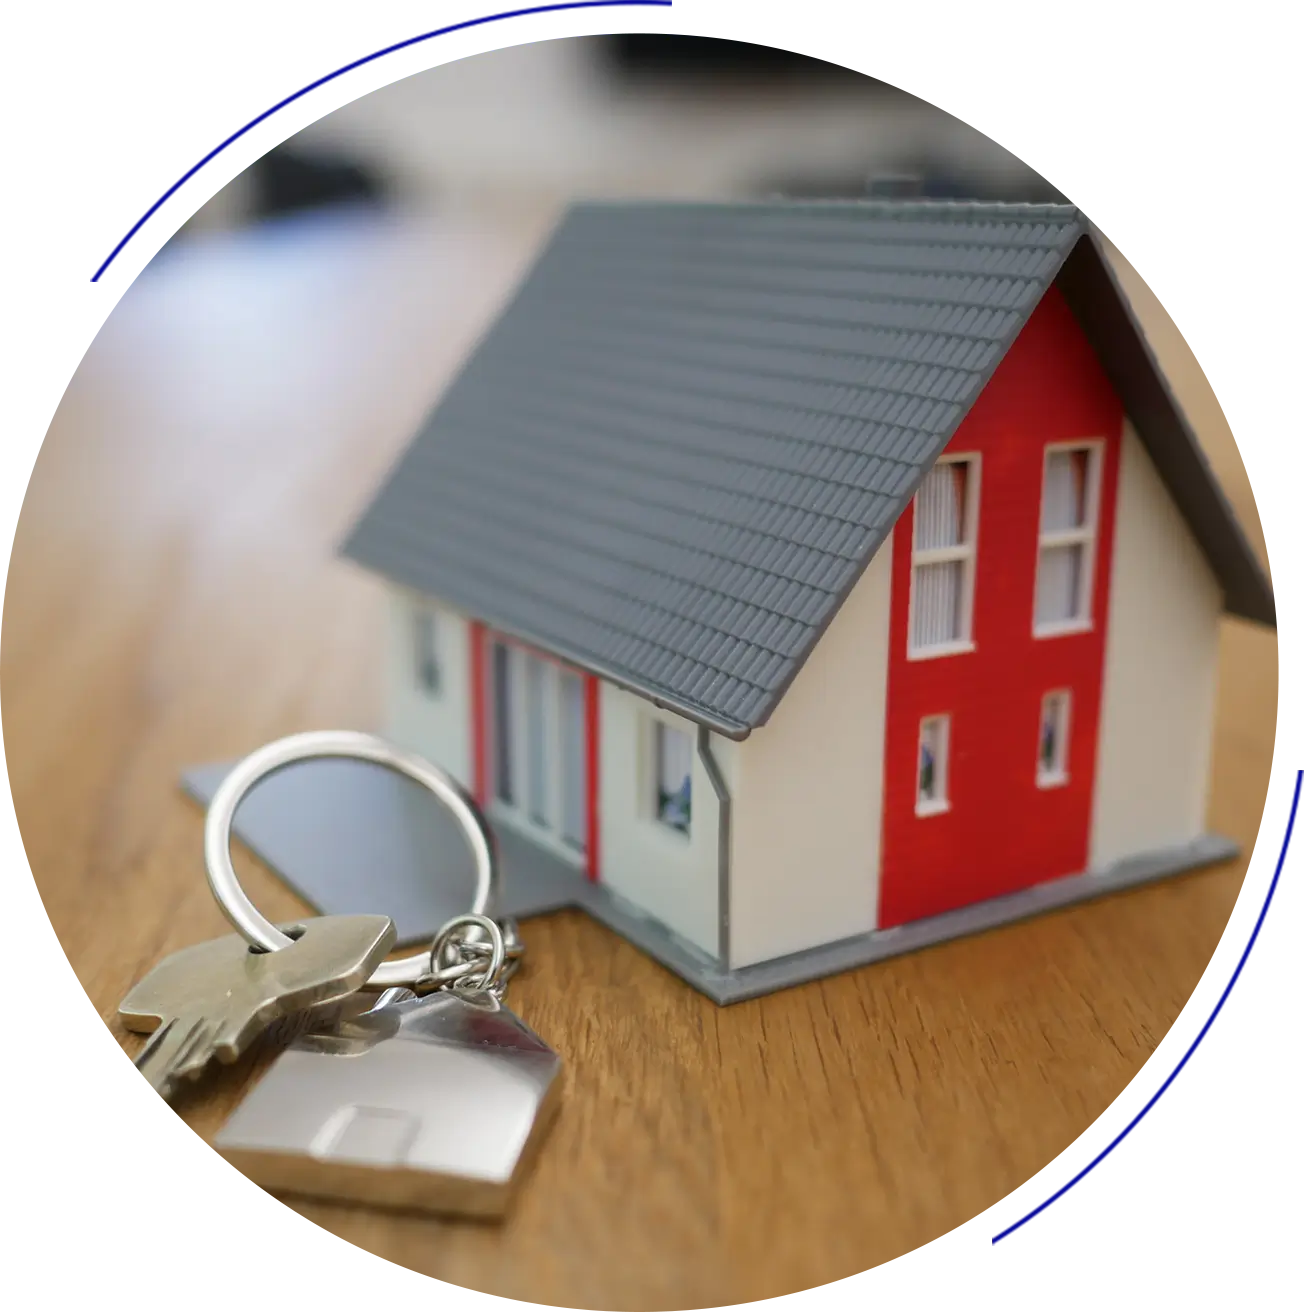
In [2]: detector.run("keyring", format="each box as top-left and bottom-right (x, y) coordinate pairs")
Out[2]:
(428, 912), (507, 994)
(203, 729), (498, 988)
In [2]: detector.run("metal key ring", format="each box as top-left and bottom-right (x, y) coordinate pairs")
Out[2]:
(428, 913), (507, 993)
(204, 730), (497, 988)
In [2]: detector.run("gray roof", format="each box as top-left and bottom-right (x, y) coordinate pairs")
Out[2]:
(343, 200), (1272, 738)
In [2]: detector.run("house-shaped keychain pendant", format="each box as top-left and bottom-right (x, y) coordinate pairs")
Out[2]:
(216, 988), (562, 1216)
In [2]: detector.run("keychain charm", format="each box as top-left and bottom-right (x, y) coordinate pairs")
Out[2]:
(201, 730), (562, 1218)
(216, 913), (561, 1217)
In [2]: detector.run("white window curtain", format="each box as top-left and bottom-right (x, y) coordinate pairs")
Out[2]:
(915, 462), (967, 549)
(1041, 451), (1089, 531)
(1036, 449), (1096, 629)
(911, 462), (972, 650)
(1035, 546), (1083, 625)
(912, 560), (965, 648)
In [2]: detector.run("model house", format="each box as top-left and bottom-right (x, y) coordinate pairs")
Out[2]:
(342, 200), (1272, 1000)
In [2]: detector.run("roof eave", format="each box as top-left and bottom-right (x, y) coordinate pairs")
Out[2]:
(1055, 231), (1274, 628)
(340, 557), (757, 740)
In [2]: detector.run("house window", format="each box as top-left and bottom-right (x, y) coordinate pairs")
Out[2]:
(909, 457), (979, 656)
(916, 715), (951, 816)
(488, 636), (587, 858)
(1037, 691), (1071, 787)
(1034, 445), (1102, 633)
(411, 606), (441, 695)
(654, 720), (693, 836)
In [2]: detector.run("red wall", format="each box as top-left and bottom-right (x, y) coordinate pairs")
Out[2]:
(877, 285), (1124, 928)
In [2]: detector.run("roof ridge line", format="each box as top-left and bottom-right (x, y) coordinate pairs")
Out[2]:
(570, 197), (1084, 219)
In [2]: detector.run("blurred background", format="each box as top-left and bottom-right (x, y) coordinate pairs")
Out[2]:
(177, 35), (1062, 237)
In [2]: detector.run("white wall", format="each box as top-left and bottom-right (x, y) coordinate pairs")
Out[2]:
(728, 541), (894, 969)
(597, 687), (728, 958)
(384, 587), (473, 789)
(385, 587), (726, 958)
(1089, 424), (1223, 868)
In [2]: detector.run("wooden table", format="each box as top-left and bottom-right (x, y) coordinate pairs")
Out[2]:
(2, 206), (1275, 1310)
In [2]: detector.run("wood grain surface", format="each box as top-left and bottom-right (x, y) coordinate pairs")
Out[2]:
(1, 208), (1276, 1310)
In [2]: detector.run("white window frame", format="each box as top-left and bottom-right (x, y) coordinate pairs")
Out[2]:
(915, 714), (951, 817)
(410, 603), (441, 697)
(486, 634), (587, 866)
(1037, 690), (1072, 788)
(647, 715), (694, 840)
(907, 453), (981, 660)
(1033, 441), (1104, 638)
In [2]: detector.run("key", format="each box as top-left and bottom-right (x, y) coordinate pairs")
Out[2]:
(214, 986), (562, 1217)
(119, 914), (396, 1102)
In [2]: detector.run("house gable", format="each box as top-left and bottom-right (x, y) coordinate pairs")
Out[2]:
(1053, 237), (1271, 627)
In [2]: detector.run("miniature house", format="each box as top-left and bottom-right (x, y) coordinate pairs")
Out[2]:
(342, 201), (1272, 1001)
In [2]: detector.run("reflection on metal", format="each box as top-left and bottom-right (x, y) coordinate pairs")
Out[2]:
(216, 989), (561, 1217)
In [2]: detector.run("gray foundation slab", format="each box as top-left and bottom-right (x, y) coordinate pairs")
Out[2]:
(183, 760), (1239, 1003)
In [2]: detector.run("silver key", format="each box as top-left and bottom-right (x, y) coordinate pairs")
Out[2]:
(119, 915), (396, 1102)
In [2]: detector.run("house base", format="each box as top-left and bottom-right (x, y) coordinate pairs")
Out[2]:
(183, 758), (1238, 1004)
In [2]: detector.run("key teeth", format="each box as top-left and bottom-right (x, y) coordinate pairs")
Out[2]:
(174, 1019), (215, 1081)
(135, 1015), (214, 1102)
(133, 1016), (175, 1073)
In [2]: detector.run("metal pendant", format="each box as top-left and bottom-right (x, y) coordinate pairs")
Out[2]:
(216, 987), (562, 1218)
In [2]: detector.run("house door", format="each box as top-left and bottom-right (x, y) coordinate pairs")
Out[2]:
(486, 635), (590, 866)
